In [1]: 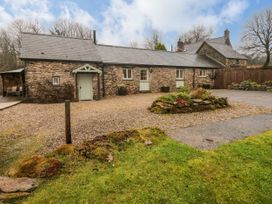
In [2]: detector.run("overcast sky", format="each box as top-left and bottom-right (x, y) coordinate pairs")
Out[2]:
(0, 0), (271, 49)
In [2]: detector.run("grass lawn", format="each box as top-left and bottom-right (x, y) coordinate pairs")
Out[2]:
(14, 129), (272, 203)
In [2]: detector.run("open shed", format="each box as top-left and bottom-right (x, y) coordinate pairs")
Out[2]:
(0, 68), (25, 97)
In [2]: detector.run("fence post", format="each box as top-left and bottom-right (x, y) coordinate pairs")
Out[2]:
(65, 100), (72, 144)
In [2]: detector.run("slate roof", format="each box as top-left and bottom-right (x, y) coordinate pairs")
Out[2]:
(20, 33), (222, 68)
(96, 45), (221, 68)
(185, 36), (247, 60)
(20, 33), (101, 62)
(204, 42), (247, 59)
(0, 68), (25, 74)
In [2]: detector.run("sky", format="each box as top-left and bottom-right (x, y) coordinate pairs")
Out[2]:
(0, 0), (271, 49)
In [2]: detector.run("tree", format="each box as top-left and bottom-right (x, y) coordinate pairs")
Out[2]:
(154, 42), (166, 50)
(145, 31), (160, 49)
(0, 29), (17, 71)
(242, 8), (272, 67)
(49, 19), (93, 39)
(180, 25), (213, 44)
(9, 19), (43, 50)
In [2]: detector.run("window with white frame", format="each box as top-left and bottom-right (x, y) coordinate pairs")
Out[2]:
(52, 76), (60, 86)
(176, 69), (184, 80)
(123, 68), (133, 80)
(199, 69), (207, 77)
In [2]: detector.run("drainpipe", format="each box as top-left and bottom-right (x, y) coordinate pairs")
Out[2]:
(102, 64), (105, 97)
(192, 68), (196, 88)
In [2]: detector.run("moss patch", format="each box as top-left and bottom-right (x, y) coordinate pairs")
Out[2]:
(7, 156), (62, 178)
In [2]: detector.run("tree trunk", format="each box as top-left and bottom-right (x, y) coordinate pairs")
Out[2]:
(264, 51), (271, 68)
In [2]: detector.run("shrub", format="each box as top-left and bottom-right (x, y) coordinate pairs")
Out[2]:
(176, 92), (191, 100)
(190, 88), (211, 99)
(36, 80), (74, 103)
(229, 80), (272, 91)
(159, 94), (177, 103)
(177, 86), (191, 94)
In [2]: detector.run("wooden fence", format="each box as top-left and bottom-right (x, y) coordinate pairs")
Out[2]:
(214, 68), (272, 89)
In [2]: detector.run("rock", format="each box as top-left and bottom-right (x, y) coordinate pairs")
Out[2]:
(7, 156), (62, 178)
(0, 176), (38, 193)
(144, 140), (153, 146)
(192, 99), (203, 103)
(203, 100), (211, 105)
(0, 192), (30, 201)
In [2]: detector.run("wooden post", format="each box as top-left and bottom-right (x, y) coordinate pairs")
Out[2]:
(65, 100), (72, 144)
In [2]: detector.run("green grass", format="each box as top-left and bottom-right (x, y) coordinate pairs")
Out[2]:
(22, 130), (272, 204)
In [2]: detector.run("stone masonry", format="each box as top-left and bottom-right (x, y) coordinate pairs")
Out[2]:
(25, 60), (215, 101)
(197, 42), (248, 68)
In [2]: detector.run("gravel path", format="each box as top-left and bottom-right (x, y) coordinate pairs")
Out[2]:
(1, 93), (271, 153)
(167, 114), (272, 150)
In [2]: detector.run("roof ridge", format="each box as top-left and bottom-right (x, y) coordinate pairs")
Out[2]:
(97, 44), (200, 56)
(21, 32), (92, 41)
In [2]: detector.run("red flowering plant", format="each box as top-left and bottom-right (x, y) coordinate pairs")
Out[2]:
(175, 98), (188, 107)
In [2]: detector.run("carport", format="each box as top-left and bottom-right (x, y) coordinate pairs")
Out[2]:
(0, 68), (25, 97)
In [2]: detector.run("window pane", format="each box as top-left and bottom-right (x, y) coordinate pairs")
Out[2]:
(180, 70), (183, 78)
(128, 69), (131, 78)
(176, 69), (179, 78)
(123, 69), (127, 78)
(140, 70), (147, 80)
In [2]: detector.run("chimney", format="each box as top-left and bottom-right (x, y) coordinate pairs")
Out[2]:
(224, 29), (230, 39)
(93, 30), (97, 44)
(177, 39), (185, 52)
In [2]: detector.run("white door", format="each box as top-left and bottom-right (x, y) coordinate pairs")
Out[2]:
(78, 74), (93, 100)
(176, 80), (185, 88)
(140, 69), (150, 91)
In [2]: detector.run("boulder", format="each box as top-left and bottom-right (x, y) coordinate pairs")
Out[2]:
(192, 99), (203, 103)
(0, 176), (38, 193)
(202, 100), (211, 105)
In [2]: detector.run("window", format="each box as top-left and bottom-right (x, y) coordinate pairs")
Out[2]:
(176, 69), (184, 80)
(199, 69), (207, 77)
(52, 76), (60, 86)
(140, 69), (148, 81)
(123, 68), (133, 80)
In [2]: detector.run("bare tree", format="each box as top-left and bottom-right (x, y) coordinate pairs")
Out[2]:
(242, 8), (272, 67)
(0, 29), (17, 71)
(144, 30), (160, 49)
(9, 19), (43, 50)
(49, 19), (93, 39)
(180, 25), (213, 44)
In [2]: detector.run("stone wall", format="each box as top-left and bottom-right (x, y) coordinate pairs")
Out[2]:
(25, 60), (101, 101)
(103, 66), (215, 96)
(197, 42), (248, 68)
(226, 59), (247, 68)
(24, 60), (215, 101)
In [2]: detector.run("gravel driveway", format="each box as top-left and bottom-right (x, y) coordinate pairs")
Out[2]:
(167, 114), (272, 149)
(211, 89), (272, 107)
(1, 93), (271, 153)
